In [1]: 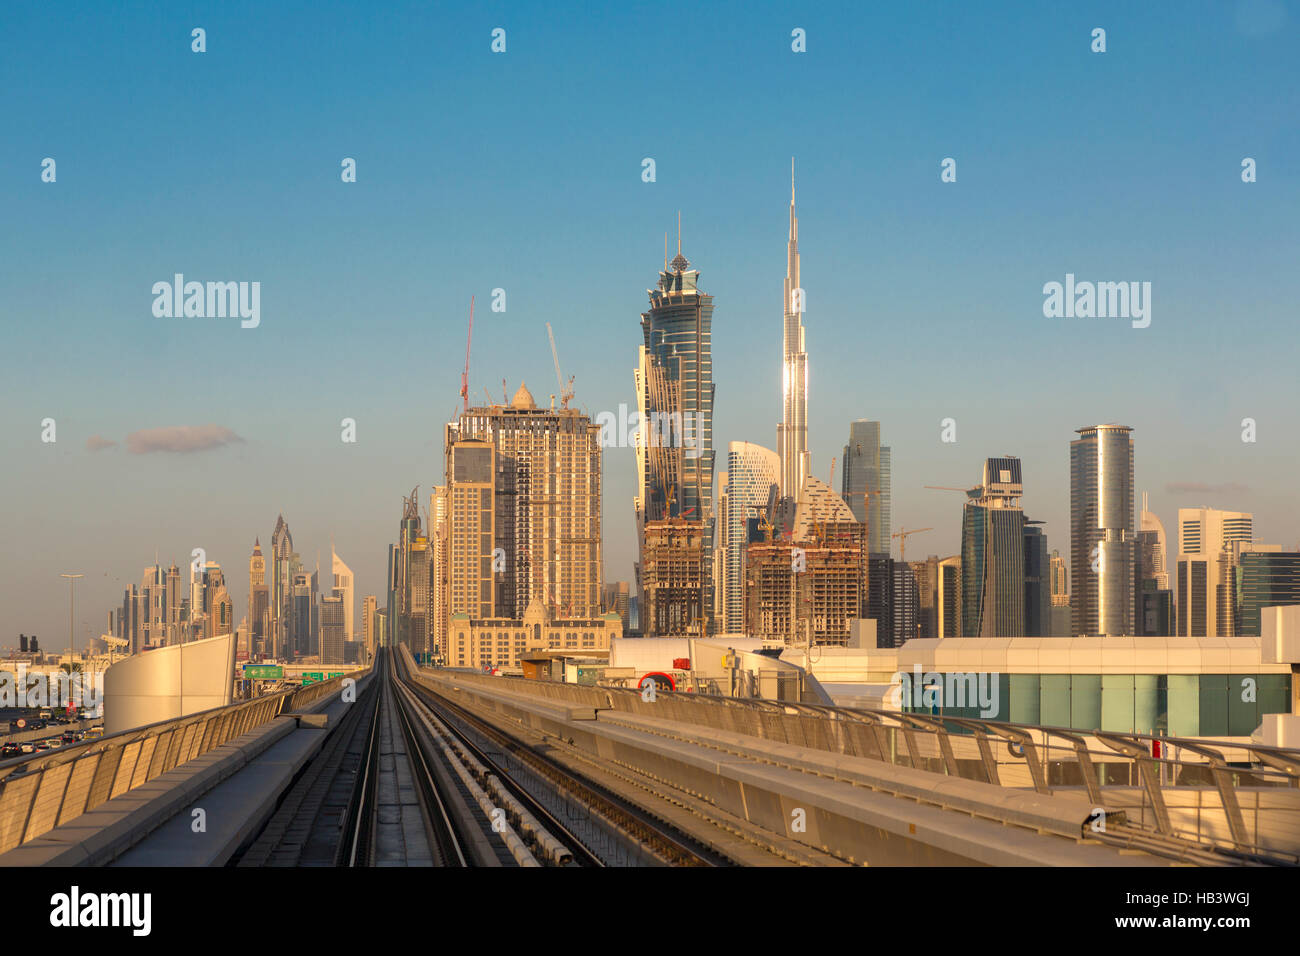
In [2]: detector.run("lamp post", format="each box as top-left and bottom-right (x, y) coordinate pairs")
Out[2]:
(60, 572), (84, 662)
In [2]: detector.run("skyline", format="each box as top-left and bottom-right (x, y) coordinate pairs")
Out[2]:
(4, 1), (1299, 644)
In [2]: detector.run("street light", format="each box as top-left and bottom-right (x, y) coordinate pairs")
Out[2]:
(60, 572), (84, 662)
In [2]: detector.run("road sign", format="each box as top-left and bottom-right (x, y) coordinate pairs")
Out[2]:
(301, 672), (323, 684)
(243, 664), (284, 680)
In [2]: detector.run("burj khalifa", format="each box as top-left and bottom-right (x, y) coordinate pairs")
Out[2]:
(777, 160), (810, 502)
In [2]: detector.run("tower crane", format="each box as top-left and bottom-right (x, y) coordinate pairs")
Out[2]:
(749, 504), (775, 543)
(892, 526), (933, 564)
(924, 484), (982, 498)
(546, 323), (576, 408)
(459, 296), (474, 414)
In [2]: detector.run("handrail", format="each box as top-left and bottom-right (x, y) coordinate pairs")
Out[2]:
(416, 666), (1300, 863)
(0, 667), (369, 856)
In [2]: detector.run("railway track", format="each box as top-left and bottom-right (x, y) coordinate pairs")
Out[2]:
(239, 648), (756, 867)
(398, 674), (729, 866)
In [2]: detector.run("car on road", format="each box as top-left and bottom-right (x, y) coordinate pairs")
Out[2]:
(60, 732), (76, 744)
(19, 743), (36, 754)
(1, 743), (21, 758)
(34, 741), (51, 751)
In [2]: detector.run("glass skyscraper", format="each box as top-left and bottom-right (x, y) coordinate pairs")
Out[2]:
(1070, 425), (1136, 636)
(1234, 549), (1300, 637)
(634, 236), (716, 628)
(960, 457), (1027, 637)
(841, 420), (891, 555)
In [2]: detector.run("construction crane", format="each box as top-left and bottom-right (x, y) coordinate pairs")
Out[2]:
(924, 484), (981, 498)
(459, 295), (475, 414)
(749, 504), (774, 542)
(828, 456), (835, 490)
(892, 526), (933, 564)
(546, 322), (576, 408)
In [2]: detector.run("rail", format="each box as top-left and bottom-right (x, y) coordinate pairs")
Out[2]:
(0, 668), (368, 856)
(418, 667), (1300, 863)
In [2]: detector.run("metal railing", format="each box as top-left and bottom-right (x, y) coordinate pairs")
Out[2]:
(419, 668), (1300, 863)
(0, 671), (364, 856)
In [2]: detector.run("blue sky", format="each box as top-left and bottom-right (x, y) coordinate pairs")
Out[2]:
(3, 0), (1297, 648)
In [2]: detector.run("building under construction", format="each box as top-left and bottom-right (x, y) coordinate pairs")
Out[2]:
(639, 518), (709, 636)
(744, 532), (866, 646)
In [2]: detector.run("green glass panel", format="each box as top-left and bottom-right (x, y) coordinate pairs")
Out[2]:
(1100, 674), (1135, 732)
(1258, 674), (1291, 718)
(1134, 674), (1160, 736)
(1168, 674), (1199, 737)
(1228, 675), (1260, 737)
(1009, 674), (1040, 725)
(1198, 674), (1229, 737)
(1040, 674), (1071, 727)
(1071, 674), (1102, 731)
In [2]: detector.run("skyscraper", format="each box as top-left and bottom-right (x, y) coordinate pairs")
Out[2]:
(248, 539), (269, 658)
(1138, 492), (1170, 590)
(778, 162), (810, 502)
(721, 441), (780, 632)
(1137, 492), (1174, 636)
(961, 458), (1028, 637)
(937, 555), (962, 638)
(331, 545), (355, 643)
(321, 594), (344, 665)
(1175, 506), (1253, 637)
(443, 389), (615, 666)
(362, 594), (377, 659)
(271, 515), (293, 658)
(1049, 550), (1068, 606)
(429, 485), (449, 659)
(842, 421), (891, 555)
(634, 229), (715, 629)
(1230, 545), (1300, 637)
(1023, 524), (1049, 637)
(1070, 425), (1136, 636)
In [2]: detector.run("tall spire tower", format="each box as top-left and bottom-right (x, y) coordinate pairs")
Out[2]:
(778, 159), (810, 502)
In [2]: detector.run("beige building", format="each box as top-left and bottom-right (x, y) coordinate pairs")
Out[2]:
(1177, 506), (1253, 637)
(440, 385), (607, 668)
(449, 599), (622, 670)
(362, 594), (377, 658)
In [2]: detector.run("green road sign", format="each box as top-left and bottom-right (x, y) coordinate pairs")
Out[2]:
(243, 664), (283, 679)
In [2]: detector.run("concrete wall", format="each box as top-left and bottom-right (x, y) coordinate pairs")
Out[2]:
(103, 633), (236, 734)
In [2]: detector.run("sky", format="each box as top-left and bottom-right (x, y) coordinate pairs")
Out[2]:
(2, 0), (1298, 651)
